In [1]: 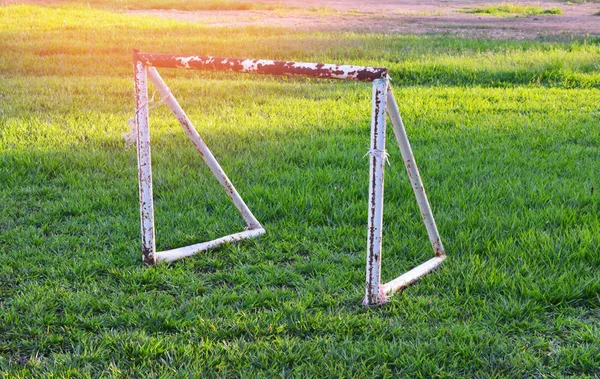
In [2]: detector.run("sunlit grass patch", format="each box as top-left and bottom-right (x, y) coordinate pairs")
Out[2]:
(0, 4), (187, 31)
(21, 0), (290, 11)
(111, 0), (287, 11)
(463, 4), (563, 16)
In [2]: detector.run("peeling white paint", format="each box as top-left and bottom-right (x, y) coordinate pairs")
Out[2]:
(364, 78), (389, 306)
(139, 52), (387, 82)
(133, 59), (156, 265)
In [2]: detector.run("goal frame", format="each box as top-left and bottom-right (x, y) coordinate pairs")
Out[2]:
(132, 49), (446, 306)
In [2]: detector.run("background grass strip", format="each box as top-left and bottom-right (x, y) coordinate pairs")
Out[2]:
(463, 4), (563, 16)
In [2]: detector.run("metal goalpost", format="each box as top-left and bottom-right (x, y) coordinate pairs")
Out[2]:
(132, 49), (446, 306)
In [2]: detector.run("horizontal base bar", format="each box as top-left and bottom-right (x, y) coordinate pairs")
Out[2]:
(156, 228), (266, 263)
(381, 255), (446, 296)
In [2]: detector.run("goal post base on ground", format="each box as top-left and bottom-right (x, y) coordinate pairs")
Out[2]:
(132, 49), (446, 306)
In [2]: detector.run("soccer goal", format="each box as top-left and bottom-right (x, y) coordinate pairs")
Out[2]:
(132, 49), (446, 306)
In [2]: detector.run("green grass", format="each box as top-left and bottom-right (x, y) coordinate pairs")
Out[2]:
(594, 9), (600, 15)
(1, 4), (600, 377)
(463, 4), (564, 16)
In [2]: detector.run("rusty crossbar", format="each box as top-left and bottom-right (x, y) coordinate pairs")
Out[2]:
(135, 50), (387, 82)
(132, 49), (446, 306)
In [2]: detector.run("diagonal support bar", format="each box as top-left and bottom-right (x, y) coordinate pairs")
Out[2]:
(386, 86), (445, 257)
(146, 67), (262, 231)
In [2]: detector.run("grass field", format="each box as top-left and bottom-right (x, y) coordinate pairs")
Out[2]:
(463, 4), (563, 16)
(1, 3), (600, 377)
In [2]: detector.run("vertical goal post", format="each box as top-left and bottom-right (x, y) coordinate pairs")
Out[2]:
(132, 49), (446, 306)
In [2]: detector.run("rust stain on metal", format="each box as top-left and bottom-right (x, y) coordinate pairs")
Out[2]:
(133, 52), (157, 265)
(142, 246), (154, 264)
(365, 80), (388, 306)
(433, 238), (445, 257)
(137, 52), (388, 82)
(221, 175), (236, 201)
(366, 92), (380, 304)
